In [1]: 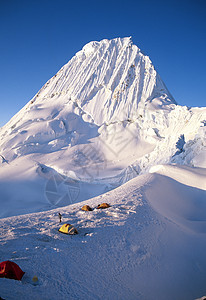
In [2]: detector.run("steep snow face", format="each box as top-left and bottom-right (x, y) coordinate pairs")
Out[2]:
(28, 37), (175, 125)
(0, 37), (175, 134)
(0, 37), (177, 166)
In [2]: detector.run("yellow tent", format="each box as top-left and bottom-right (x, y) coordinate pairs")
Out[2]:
(58, 223), (78, 235)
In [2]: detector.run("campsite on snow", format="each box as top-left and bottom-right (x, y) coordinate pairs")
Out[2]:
(0, 37), (206, 300)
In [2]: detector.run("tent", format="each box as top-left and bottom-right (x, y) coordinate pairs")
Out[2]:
(81, 205), (93, 211)
(97, 203), (110, 209)
(59, 223), (78, 235)
(0, 261), (25, 280)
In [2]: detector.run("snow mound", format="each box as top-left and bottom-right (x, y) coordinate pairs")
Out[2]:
(149, 164), (206, 190)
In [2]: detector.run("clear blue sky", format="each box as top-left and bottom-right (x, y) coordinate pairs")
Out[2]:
(0, 0), (206, 127)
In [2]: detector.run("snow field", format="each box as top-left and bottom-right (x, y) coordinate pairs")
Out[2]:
(0, 170), (206, 299)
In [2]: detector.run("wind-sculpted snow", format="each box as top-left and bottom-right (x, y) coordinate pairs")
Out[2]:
(28, 37), (175, 125)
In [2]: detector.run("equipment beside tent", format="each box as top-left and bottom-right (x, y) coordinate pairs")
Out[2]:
(0, 261), (25, 280)
(59, 223), (78, 235)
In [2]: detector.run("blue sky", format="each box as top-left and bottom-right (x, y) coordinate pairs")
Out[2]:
(0, 0), (205, 127)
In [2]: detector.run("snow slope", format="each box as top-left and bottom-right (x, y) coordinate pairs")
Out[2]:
(0, 37), (206, 299)
(0, 169), (206, 300)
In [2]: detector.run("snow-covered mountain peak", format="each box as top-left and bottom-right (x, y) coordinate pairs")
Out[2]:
(0, 37), (205, 219)
(25, 36), (175, 125)
(1, 38), (206, 300)
(79, 37), (133, 57)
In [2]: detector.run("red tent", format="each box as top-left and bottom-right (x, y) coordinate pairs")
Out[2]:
(0, 261), (25, 280)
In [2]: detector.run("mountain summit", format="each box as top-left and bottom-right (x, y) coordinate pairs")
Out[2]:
(0, 37), (205, 217)
(28, 36), (176, 125)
